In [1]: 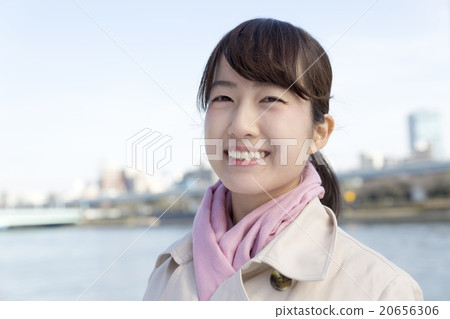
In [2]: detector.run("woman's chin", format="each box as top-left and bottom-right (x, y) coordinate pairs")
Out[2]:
(220, 179), (265, 196)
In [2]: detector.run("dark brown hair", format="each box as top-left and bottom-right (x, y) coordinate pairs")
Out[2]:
(197, 18), (341, 217)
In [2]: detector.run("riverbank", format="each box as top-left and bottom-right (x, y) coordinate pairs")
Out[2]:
(82, 207), (450, 227)
(341, 197), (450, 224)
(340, 207), (450, 224)
(2, 203), (450, 230)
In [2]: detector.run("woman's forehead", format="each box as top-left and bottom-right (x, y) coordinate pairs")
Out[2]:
(213, 56), (287, 90)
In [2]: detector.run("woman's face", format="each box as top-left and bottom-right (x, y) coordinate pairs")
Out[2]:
(204, 56), (322, 198)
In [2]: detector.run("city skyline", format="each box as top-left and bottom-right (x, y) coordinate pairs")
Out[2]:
(2, 112), (447, 209)
(1, 0), (449, 194)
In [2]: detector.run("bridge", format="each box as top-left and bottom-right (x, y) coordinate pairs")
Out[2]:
(337, 160), (450, 181)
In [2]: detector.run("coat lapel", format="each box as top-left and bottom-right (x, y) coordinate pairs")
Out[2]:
(251, 197), (337, 282)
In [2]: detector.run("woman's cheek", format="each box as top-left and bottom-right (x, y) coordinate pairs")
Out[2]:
(204, 108), (221, 138)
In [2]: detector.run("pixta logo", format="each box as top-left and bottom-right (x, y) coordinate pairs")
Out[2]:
(192, 138), (324, 166)
(126, 128), (172, 175)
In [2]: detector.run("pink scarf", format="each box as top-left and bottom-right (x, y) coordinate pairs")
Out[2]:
(192, 162), (325, 300)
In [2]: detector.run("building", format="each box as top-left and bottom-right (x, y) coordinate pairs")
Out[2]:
(408, 110), (444, 161)
(360, 151), (384, 170)
(99, 158), (126, 197)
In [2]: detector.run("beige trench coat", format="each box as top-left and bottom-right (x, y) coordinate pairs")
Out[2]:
(143, 197), (423, 301)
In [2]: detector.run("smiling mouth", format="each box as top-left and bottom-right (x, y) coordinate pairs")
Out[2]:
(225, 150), (270, 161)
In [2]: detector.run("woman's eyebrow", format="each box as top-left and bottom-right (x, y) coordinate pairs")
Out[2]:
(253, 82), (273, 88)
(211, 80), (236, 89)
(211, 80), (274, 89)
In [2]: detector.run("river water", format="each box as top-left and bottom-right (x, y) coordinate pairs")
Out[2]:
(0, 221), (449, 300)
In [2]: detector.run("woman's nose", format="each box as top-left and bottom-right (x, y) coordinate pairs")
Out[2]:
(227, 101), (260, 138)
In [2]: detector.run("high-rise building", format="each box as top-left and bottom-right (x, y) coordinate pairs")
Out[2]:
(408, 110), (444, 161)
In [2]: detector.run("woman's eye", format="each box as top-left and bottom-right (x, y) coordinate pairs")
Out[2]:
(262, 96), (285, 103)
(212, 95), (232, 102)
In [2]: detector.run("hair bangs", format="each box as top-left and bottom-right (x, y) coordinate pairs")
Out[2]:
(221, 19), (306, 97)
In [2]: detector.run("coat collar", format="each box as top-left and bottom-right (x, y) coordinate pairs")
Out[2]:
(154, 232), (193, 268)
(163, 197), (337, 284)
(242, 197), (337, 282)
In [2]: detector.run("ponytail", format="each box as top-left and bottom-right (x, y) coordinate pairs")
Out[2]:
(310, 151), (341, 218)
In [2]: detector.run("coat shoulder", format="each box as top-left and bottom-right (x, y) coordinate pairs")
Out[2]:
(336, 227), (400, 274)
(143, 232), (197, 300)
(334, 227), (423, 300)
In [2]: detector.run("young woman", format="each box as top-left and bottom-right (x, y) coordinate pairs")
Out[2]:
(143, 18), (423, 301)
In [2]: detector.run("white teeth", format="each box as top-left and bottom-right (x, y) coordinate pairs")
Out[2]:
(228, 150), (267, 160)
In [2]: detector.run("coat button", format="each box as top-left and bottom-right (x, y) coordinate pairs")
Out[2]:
(270, 270), (292, 291)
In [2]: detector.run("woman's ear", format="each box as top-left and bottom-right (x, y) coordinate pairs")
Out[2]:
(310, 114), (334, 154)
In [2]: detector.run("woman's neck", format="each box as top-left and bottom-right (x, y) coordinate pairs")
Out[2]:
(230, 176), (301, 224)
(230, 192), (270, 224)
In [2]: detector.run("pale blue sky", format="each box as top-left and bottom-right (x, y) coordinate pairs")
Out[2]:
(1, 0), (449, 193)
